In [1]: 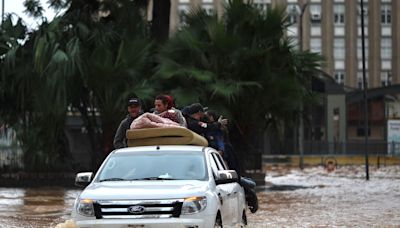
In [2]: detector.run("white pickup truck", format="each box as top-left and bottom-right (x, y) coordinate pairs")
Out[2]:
(72, 145), (248, 228)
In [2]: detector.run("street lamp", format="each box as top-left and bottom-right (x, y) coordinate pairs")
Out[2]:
(291, 1), (309, 170)
(360, 0), (369, 180)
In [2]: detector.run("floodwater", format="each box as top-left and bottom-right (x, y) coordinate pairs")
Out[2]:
(0, 187), (79, 228)
(0, 166), (399, 227)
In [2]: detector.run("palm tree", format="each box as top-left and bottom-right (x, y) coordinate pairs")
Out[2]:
(32, 0), (156, 168)
(0, 14), (71, 171)
(156, 0), (323, 162)
(1, 0), (156, 170)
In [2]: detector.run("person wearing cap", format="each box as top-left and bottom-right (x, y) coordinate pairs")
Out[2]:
(113, 98), (143, 149)
(154, 94), (187, 127)
(185, 103), (228, 137)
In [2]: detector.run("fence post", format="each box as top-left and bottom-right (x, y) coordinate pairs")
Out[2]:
(377, 156), (380, 169)
(392, 141), (395, 156)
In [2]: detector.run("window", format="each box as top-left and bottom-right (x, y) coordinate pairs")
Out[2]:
(381, 71), (392, 86)
(311, 26), (321, 36)
(334, 4), (345, 25)
(381, 4), (391, 24)
(310, 38), (321, 53)
(309, 4), (321, 23)
(357, 72), (369, 89)
(357, 5), (368, 26)
(382, 60), (391, 70)
(334, 38), (345, 59)
(357, 2), (368, 35)
(335, 61), (345, 70)
(287, 4), (298, 24)
(254, 0), (270, 11)
(357, 38), (369, 59)
(291, 37), (299, 49)
(202, 4), (214, 15)
(287, 26), (298, 37)
(98, 152), (207, 181)
(334, 71), (345, 85)
(288, 14), (297, 24)
(213, 153), (228, 170)
(210, 153), (227, 171)
(381, 38), (392, 59)
(358, 60), (368, 70)
(178, 4), (190, 25)
(381, 27), (391, 36)
(357, 127), (371, 137)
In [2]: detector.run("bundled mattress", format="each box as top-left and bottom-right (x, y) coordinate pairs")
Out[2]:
(126, 127), (208, 147)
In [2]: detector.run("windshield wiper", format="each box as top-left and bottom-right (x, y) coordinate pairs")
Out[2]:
(99, 177), (127, 182)
(130, 177), (179, 181)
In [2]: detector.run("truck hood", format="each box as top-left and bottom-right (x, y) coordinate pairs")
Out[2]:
(79, 180), (209, 200)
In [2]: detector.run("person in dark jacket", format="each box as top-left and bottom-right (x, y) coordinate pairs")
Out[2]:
(204, 110), (225, 153)
(185, 103), (228, 136)
(113, 98), (143, 149)
(187, 104), (258, 213)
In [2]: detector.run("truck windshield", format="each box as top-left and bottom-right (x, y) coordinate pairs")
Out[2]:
(97, 151), (207, 181)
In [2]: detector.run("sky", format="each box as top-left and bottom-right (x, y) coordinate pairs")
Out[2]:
(1, 0), (57, 28)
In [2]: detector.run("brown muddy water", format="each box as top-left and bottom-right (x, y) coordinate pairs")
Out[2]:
(0, 166), (399, 227)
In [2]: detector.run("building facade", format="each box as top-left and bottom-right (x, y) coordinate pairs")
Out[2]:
(159, 0), (400, 154)
(166, 0), (399, 89)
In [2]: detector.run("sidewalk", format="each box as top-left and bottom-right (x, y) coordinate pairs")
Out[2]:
(263, 154), (400, 169)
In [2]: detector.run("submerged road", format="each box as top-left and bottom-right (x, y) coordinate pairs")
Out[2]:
(0, 166), (399, 227)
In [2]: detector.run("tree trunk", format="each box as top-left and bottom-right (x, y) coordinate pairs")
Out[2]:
(151, 0), (171, 43)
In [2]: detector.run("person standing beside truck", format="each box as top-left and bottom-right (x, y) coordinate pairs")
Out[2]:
(113, 98), (143, 149)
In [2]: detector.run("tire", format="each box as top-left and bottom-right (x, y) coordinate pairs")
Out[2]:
(214, 213), (223, 228)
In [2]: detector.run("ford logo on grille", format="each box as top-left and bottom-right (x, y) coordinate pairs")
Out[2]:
(128, 205), (145, 214)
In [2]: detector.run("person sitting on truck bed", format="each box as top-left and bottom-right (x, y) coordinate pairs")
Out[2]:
(203, 110), (225, 153)
(154, 94), (187, 127)
(113, 98), (143, 149)
(185, 103), (228, 137)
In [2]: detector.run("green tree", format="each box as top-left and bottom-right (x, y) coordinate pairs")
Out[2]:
(32, 0), (156, 168)
(1, 0), (156, 170)
(0, 15), (70, 171)
(156, 0), (322, 160)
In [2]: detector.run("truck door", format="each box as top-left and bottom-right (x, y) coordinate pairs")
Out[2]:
(210, 152), (238, 226)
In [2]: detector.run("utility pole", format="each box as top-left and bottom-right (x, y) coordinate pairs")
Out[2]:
(360, 0), (370, 180)
(1, 0), (4, 23)
(298, 1), (309, 170)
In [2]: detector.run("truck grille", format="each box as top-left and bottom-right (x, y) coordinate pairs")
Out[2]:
(93, 199), (184, 219)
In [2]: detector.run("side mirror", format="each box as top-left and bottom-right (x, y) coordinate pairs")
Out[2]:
(215, 170), (239, 185)
(75, 172), (93, 187)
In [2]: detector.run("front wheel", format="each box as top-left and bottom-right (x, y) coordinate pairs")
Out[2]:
(214, 213), (223, 228)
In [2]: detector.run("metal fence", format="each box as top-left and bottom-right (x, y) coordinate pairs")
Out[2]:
(2, 141), (399, 172)
(296, 141), (400, 156)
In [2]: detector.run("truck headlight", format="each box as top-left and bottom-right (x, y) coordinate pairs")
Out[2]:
(77, 199), (95, 217)
(181, 196), (207, 215)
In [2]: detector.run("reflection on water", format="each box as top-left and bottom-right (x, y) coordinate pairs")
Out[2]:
(0, 188), (80, 228)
